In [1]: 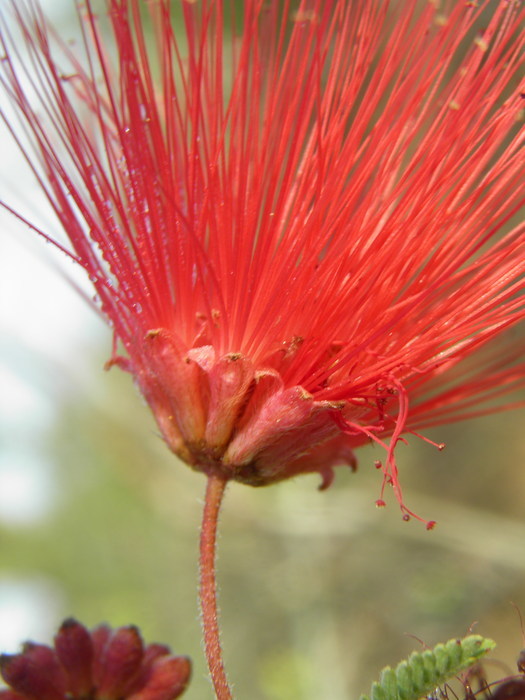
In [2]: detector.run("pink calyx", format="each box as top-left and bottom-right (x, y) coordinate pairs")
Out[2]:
(135, 328), (355, 487)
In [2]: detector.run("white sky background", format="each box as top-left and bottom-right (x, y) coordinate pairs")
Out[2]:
(0, 0), (107, 651)
(1, 0), (106, 519)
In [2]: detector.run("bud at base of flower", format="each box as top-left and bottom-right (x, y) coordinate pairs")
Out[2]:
(135, 329), (357, 488)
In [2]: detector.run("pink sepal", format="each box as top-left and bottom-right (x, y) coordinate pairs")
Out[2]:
(204, 353), (255, 450)
(142, 329), (207, 446)
(225, 374), (346, 483)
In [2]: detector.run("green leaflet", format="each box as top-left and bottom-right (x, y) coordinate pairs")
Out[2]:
(359, 635), (495, 700)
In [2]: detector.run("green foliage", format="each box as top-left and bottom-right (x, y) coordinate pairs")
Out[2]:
(359, 635), (495, 700)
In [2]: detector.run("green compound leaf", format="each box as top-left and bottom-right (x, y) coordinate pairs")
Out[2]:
(359, 635), (495, 700)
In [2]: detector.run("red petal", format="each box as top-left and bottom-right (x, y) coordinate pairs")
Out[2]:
(90, 624), (111, 687)
(122, 644), (172, 695)
(0, 644), (67, 700)
(0, 691), (28, 700)
(140, 645), (171, 668)
(127, 656), (192, 700)
(54, 618), (94, 696)
(94, 626), (144, 699)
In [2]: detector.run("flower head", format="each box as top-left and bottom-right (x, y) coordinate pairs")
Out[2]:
(0, 618), (191, 700)
(0, 0), (524, 524)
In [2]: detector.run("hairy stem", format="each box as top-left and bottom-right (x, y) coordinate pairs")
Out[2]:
(199, 473), (232, 699)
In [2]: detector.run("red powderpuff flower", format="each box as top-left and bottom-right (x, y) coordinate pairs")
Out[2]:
(0, 0), (524, 523)
(0, 618), (191, 700)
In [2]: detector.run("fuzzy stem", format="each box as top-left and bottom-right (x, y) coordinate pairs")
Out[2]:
(199, 473), (232, 700)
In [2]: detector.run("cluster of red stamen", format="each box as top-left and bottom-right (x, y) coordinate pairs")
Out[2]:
(0, 0), (523, 527)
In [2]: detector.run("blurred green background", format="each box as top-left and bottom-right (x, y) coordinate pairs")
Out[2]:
(1, 1), (525, 698)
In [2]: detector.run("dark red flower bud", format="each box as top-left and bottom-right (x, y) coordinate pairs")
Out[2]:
(0, 620), (191, 700)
